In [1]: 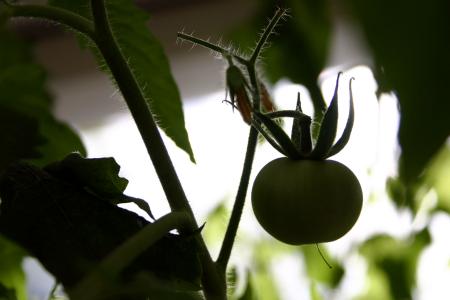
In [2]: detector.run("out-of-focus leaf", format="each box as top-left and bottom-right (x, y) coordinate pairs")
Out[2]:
(232, 0), (332, 117)
(202, 202), (228, 246)
(301, 245), (344, 288)
(347, 0), (450, 183)
(236, 271), (255, 300)
(354, 267), (393, 300)
(48, 0), (195, 162)
(385, 176), (419, 212)
(0, 282), (17, 300)
(251, 241), (281, 300)
(227, 267), (238, 298)
(0, 163), (201, 290)
(0, 3), (12, 26)
(310, 281), (324, 300)
(0, 29), (85, 171)
(0, 105), (44, 171)
(358, 229), (431, 299)
(0, 235), (26, 300)
(423, 146), (450, 213)
(387, 147), (450, 215)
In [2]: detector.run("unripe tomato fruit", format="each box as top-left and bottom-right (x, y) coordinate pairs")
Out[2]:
(251, 157), (362, 245)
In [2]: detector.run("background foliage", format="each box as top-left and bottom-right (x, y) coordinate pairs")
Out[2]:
(0, 0), (449, 299)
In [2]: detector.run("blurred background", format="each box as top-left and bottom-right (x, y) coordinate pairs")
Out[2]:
(1, 0), (450, 299)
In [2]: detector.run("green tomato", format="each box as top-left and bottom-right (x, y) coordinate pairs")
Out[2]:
(251, 157), (362, 245)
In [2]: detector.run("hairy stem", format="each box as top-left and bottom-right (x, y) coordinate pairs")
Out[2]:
(89, 1), (225, 298)
(217, 63), (261, 272)
(9, 4), (95, 39)
(216, 128), (258, 272)
(249, 8), (286, 64)
(177, 32), (247, 65)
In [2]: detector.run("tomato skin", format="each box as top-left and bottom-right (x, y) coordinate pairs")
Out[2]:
(251, 157), (362, 245)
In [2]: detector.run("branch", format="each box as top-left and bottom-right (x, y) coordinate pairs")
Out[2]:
(8, 4), (95, 39)
(89, 1), (225, 298)
(69, 211), (193, 300)
(249, 8), (287, 64)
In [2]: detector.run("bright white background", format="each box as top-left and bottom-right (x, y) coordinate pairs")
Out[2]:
(21, 1), (450, 298)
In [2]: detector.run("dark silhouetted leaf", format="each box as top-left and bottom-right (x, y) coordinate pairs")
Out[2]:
(347, 0), (450, 183)
(49, 0), (195, 162)
(0, 163), (201, 290)
(0, 105), (44, 172)
(45, 153), (153, 218)
(0, 282), (17, 300)
(45, 153), (128, 196)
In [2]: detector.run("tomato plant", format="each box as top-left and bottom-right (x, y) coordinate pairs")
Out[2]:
(3, 0), (446, 299)
(252, 158), (362, 245)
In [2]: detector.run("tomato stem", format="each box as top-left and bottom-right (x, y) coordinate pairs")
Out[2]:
(8, 4), (95, 39)
(90, 1), (225, 298)
(69, 211), (195, 300)
(249, 8), (287, 65)
(216, 127), (258, 272)
(217, 8), (288, 274)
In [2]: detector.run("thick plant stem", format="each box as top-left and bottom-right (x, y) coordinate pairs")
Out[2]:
(69, 211), (193, 300)
(9, 4), (95, 39)
(89, 1), (225, 299)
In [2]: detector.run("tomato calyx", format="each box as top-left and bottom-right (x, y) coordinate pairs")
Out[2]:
(252, 73), (355, 160)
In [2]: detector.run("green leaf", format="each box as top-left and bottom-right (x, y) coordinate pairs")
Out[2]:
(0, 104), (44, 171)
(301, 245), (344, 288)
(236, 271), (255, 300)
(359, 229), (431, 299)
(0, 235), (26, 300)
(48, 0), (195, 162)
(309, 281), (324, 300)
(0, 282), (17, 300)
(347, 0), (450, 183)
(0, 28), (85, 171)
(424, 146), (450, 213)
(45, 153), (128, 196)
(45, 153), (153, 218)
(250, 241), (283, 300)
(0, 163), (201, 289)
